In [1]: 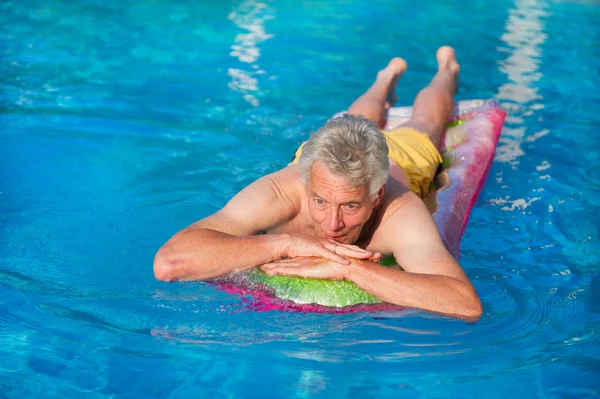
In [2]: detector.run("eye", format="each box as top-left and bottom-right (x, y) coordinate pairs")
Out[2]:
(345, 204), (359, 210)
(314, 198), (325, 206)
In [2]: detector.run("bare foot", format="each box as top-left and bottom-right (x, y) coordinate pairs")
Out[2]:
(436, 46), (460, 93)
(377, 57), (407, 108)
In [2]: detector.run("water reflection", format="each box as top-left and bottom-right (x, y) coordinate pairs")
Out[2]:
(227, 0), (274, 106)
(495, 0), (550, 165)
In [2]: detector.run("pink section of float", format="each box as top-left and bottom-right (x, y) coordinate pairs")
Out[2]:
(431, 100), (505, 256)
(220, 99), (506, 313)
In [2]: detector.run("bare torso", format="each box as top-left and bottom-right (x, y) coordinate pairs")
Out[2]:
(265, 160), (416, 253)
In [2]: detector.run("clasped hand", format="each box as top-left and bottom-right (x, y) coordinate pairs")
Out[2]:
(260, 234), (380, 280)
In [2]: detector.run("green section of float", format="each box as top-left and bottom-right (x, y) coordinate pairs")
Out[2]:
(246, 268), (382, 307)
(246, 254), (400, 307)
(446, 119), (465, 128)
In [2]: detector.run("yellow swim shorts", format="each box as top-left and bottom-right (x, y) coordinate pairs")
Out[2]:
(291, 127), (442, 199)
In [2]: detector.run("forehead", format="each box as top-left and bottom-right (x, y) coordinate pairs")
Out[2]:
(309, 161), (369, 200)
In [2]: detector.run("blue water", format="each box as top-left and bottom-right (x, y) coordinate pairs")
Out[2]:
(1, 0), (599, 397)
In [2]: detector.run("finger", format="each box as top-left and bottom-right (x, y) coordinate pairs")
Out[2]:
(333, 245), (376, 260)
(369, 252), (382, 261)
(327, 240), (370, 253)
(324, 242), (365, 257)
(330, 243), (376, 258)
(317, 246), (350, 265)
(263, 257), (310, 268)
(348, 244), (370, 252)
(262, 265), (306, 277)
(350, 246), (380, 260)
(261, 266), (278, 276)
(271, 257), (299, 264)
(261, 259), (304, 269)
(358, 249), (381, 260)
(261, 264), (288, 276)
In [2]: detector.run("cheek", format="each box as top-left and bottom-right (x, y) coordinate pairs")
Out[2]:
(308, 204), (325, 222)
(344, 210), (371, 228)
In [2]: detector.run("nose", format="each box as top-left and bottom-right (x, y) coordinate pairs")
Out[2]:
(326, 207), (344, 232)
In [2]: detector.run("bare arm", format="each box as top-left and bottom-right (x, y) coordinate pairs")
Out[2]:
(347, 193), (482, 319)
(154, 172), (295, 281)
(154, 167), (368, 281)
(346, 259), (481, 320)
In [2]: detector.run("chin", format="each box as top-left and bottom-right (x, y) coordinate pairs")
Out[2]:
(340, 236), (355, 244)
(325, 234), (356, 245)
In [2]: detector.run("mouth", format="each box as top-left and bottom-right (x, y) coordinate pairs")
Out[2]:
(324, 234), (345, 241)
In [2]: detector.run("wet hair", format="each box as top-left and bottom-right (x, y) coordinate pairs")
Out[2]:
(298, 114), (389, 199)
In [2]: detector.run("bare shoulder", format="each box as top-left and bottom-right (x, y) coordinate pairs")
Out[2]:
(369, 187), (445, 255)
(370, 187), (471, 283)
(189, 165), (304, 236)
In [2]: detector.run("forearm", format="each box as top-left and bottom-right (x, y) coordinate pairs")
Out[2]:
(154, 229), (288, 281)
(346, 259), (482, 320)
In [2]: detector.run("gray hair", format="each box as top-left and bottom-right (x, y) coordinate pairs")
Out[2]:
(298, 114), (389, 199)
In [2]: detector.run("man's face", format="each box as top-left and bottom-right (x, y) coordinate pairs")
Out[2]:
(306, 161), (381, 244)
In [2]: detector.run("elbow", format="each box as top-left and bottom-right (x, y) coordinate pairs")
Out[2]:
(462, 295), (483, 322)
(153, 249), (181, 282)
(452, 280), (483, 321)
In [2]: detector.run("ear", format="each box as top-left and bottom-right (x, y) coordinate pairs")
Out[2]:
(373, 186), (385, 207)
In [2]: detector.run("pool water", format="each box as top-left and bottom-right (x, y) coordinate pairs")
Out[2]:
(1, 0), (599, 397)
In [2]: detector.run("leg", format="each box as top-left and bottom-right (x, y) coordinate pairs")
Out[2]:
(401, 46), (460, 149)
(347, 58), (407, 128)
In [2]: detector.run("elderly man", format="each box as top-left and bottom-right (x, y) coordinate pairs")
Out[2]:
(154, 46), (482, 320)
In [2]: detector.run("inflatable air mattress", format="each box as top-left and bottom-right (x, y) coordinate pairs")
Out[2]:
(219, 99), (506, 312)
